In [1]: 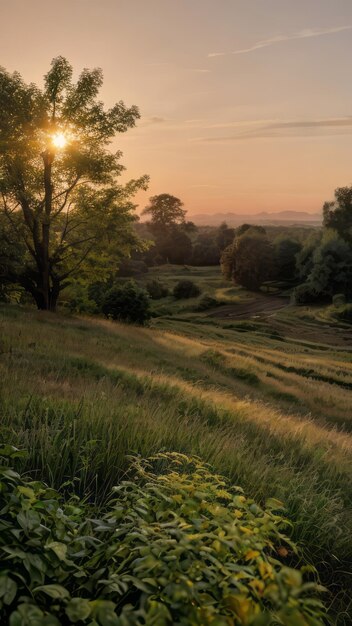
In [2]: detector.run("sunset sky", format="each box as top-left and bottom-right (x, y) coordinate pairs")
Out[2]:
(1, 0), (352, 216)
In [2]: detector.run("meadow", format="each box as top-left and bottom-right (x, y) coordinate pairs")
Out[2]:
(1, 266), (351, 623)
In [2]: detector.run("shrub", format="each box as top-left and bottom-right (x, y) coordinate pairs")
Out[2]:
(0, 447), (326, 626)
(291, 283), (321, 305)
(335, 303), (352, 323)
(173, 279), (201, 299)
(61, 283), (98, 314)
(102, 281), (150, 324)
(332, 293), (346, 306)
(194, 294), (218, 311)
(146, 279), (169, 300)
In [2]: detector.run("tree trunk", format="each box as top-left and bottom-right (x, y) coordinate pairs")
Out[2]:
(42, 150), (54, 310)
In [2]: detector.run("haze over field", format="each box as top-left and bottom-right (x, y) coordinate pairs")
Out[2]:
(1, 0), (352, 216)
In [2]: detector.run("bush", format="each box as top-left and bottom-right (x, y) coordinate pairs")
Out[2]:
(291, 283), (321, 305)
(102, 281), (150, 324)
(194, 294), (219, 311)
(61, 283), (98, 314)
(335, 303), (352, 323)
(173, 279), (201, 299)
(0, 446), (326, 626)
(332, 293), (346, 306)
(146, 279), (169, 300)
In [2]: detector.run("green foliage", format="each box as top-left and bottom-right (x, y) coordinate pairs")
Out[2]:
(0, 57), (148, 310)
(173, 280), (201, 299)
(291, 284), (321, 306)
(323, 186), (352, 240)
(195, 294), (219, 311)
(61, 282), (98, 314)
(221, 229), (274, 291)
(273, 236), (301, 281)
(146, 280), (169, 300)
(102, 281), (151, 324)
(191, 234), (220, 266)
(332, 294), (346, 306)
(308, 230), (352, 299)
(216, 222), (235, 252)
(0, 447), (326, 626)
(142, 194), (186, 234)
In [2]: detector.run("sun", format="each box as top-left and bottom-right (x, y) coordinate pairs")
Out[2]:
(52, 132), (67, 149)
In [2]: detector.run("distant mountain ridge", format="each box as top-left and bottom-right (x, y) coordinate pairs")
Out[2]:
(191, 211), (322, 227)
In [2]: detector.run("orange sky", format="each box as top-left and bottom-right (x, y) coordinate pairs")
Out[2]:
(1, 0), (352, 216)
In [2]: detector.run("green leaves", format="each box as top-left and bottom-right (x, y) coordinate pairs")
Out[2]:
(0, 449), (326, 625)
(0, 575), (17, 606)
(65, 598), (91, 622)
(0, 57), (147, 311)
(33, 584), (70, 600)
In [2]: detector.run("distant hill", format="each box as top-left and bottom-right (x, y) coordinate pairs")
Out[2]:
(191, 211), (322, 227)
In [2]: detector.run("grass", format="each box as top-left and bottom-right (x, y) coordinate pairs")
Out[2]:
(1, 273), (351, 623)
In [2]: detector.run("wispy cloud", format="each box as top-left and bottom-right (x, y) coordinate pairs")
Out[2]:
(195, 117), (352, 142)
(208, 25), (352, 57)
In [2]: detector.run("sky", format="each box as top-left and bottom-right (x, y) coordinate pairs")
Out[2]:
(1, 0), (352, 216)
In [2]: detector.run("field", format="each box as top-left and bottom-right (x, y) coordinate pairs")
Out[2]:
(1, 266), (352, 623)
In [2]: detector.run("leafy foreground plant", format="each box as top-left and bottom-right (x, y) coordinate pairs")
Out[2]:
(0, 447), (326, 626)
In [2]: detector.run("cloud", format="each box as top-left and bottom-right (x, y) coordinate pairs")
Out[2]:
(208, 25), (352, 57)
(195, 117), (352, 142)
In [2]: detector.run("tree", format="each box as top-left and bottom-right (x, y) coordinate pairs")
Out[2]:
(216, 222), (235, 251)
(0, 57), (148, 310)
(295, 232), (322, 281)
(142, 194), (186, 236)
(221, 229), (274, 290)
(157, 228), (193, 264)
(323, 186), (352, 240)
(273, 236), (301, 281)
(191, 232), (220, 265)
(308, 229), (352, 299)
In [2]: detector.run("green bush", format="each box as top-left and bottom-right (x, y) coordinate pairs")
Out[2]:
(61, 283), (98, 314)
(332, 293), (346, 306)
(0, 447), (326, 626)
(146, 280), (169, 300)
(291, 283), (321, 305)
(173, 280), (201, 300)
(195, 294), (219, 311)
(102, 281), (150, 325)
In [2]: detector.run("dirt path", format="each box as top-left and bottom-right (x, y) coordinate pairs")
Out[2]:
(209, 294), (288, 319)
(208, 294), (352, 348)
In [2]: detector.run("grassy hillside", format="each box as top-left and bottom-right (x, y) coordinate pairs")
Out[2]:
(1, 289), (351, 622)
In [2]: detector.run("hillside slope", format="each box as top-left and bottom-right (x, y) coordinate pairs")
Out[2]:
(1, 304), (351, 621)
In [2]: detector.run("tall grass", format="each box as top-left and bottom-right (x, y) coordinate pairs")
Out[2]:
(1, 304), (351, 622)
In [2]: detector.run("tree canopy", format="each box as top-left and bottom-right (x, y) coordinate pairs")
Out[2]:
(323, 186), (352, 240)
(142, 194), (186, 235)
(221, 227), (274, 290)
(0, 57), (148, 310)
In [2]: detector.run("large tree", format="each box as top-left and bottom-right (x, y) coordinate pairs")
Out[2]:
(221, 227), (274, 290)
(323, 186), (352, 240)
(0, 57), (148, 310)
(142, 194), (186, 236)
(273, 235), (301, 281)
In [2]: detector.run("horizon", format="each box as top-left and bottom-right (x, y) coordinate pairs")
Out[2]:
(1, 0), (352, 216)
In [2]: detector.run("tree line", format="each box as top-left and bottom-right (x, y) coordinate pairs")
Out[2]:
(0, 57), (351, 313)
(220, 187), (352, 303)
